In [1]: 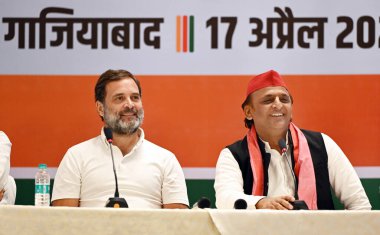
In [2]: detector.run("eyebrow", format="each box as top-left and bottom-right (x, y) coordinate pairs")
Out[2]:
(112, 93), (125, 98)
(112, 92), (140, 97)
(261, 93), (290, 99)
(131, 92), (141, 97)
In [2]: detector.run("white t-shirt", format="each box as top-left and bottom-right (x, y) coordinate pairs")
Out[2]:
(214, 133), (371, 210)
(52, 128), (189, 208)
(0, 131), (16, 205)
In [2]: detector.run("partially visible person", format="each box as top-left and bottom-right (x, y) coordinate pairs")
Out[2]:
(0, 131), (17, 205)
(214, 70), (371, 210)
(52, 69), (189, 208)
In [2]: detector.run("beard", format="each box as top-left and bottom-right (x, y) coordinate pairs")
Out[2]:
(103, 105), (144, 135)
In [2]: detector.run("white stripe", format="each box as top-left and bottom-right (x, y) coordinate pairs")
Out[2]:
(182, 167), (380, 179)
(9, 166), (380, 179)
(11, 167), (57, 179)
(2, 1), (380, 75)
(354, 167), (380, 179)
(183, 168), (216, 179)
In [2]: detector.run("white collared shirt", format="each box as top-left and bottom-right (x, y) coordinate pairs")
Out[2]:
(52, 128), (189, 208)
(215, 133), (371, 210)
(0, 131), (16, 205)
(260, 138), (295, 197)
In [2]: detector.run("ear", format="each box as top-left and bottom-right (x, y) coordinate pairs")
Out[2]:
(243, 104), (254, 120)
(96, 101), (104, 118)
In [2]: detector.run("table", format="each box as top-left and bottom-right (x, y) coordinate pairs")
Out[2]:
(0, 206), (379, 235)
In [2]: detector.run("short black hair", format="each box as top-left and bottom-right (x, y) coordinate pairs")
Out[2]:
(241, 94), (254, 129)
(95, 69), (142, 103)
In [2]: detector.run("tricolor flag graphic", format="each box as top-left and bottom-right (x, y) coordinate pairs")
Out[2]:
(176, 15), (194, 52)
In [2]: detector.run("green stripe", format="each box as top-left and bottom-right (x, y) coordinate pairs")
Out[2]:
(332, 179), (380, 209)
(14, 179), (380, 209)
(189, 15), (194, 52)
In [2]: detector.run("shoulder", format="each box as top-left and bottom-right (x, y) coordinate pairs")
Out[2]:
(67, 135), (103, 152)
(301, 129), (327, 146)
(0, 131), (10, 143)
(320, 133), (343, 153)
(140, 139), (176, 159)
(225, 136), (249, 164)
(225, 136), (248, 158)
(220, 147), (233, 156)
(63, 136), (104, 162)
(56, 136), (104, 174)
(140, 139), (184, 172)
(216, 148), (238, 166)
(300, 129), (322, 138)
(300, 129), (338, 146)
(226, 136), (247, 149)
(320, 133), (336, 145)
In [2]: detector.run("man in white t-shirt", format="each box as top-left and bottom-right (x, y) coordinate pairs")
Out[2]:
(0, 131), (17, 205)
(52, 69), (189, 208)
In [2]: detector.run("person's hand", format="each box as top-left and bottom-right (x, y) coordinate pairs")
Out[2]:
(256, 195), (295, 210)
(0, 188), (4, 201)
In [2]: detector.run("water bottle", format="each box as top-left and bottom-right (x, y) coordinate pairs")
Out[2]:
(35, 163), (50, 206)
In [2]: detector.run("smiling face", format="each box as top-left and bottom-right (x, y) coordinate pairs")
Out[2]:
(244, 86), (292, 138)
(96, 78), (144, 135)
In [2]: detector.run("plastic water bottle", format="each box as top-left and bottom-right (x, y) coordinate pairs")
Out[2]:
(35, 163), (50, 206)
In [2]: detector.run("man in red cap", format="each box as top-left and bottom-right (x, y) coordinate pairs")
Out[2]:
(214, 70), (371, 210)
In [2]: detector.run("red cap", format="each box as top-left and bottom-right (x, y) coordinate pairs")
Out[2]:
(245, 70), (287, 98)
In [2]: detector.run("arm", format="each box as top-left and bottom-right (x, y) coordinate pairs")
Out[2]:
(0, 131), (11, 189)
(52, 199), (80, 207)
(163, 203), (188, 209)
(51, 150), (81, 207)
(0, 132), (15, 205)
(161, 154), (189, 209)
(214, 148), (265, 209)
(323, 134), (372, 210)
(0, 175), (17, 205)
(215, 148), (295, 210)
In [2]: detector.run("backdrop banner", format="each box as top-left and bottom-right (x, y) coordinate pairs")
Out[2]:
(1, 1), (379, 184)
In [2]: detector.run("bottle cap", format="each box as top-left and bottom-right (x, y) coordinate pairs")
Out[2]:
(38, 163), (47, 169)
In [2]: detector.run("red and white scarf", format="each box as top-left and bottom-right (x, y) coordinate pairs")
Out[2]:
(247, 122), (318, 209)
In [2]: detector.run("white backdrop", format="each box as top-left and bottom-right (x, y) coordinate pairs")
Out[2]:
(1, 0), (379, 75)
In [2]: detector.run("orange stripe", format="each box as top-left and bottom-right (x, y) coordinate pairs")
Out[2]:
(176, 16), (181, 52)
(0, 75), (379, 167)
(183, 16), (187, 52)
(285, 74), (380, 167)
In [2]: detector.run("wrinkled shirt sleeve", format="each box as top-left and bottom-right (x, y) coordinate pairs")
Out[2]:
(214, 148), (264, 209)
(0, 176), (16, 205)
(0, 131), (11, 190)
(323, 133), (371, 210)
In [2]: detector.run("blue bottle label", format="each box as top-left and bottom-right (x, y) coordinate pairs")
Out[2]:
(35, 184), (50, 194)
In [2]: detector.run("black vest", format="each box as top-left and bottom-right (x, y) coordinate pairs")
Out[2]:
(227, 129), (335, 210)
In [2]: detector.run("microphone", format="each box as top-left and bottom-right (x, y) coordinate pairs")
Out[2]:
(278, 139), (298, 199)
(233, 199), (247, 209)
(278, 139), (308, 210)
(192, 197), (211, 209)
(104, 127), (128, 208)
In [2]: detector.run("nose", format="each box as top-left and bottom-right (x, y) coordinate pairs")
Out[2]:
(122, 98), (134, 109)
(272, 97), (282, 109)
